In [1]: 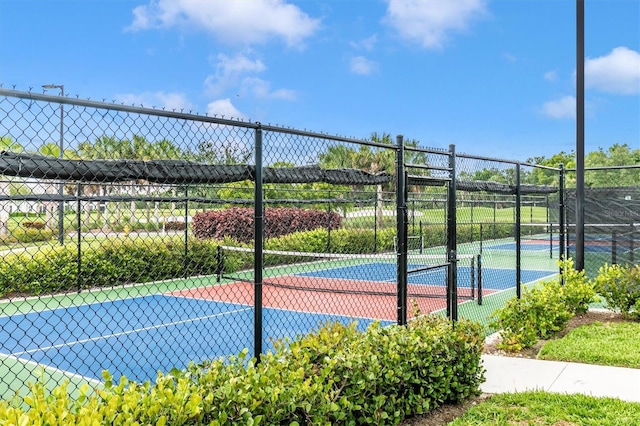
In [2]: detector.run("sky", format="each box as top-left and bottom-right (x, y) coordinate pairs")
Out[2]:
(0, 0), (638, 162)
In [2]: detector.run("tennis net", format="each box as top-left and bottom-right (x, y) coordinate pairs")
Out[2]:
(217, 246), (480, 300)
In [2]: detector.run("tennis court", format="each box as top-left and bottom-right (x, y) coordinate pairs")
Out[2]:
(0, 247), (556, 385)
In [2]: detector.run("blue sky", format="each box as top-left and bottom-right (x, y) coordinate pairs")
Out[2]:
(1, 0), (638, 161)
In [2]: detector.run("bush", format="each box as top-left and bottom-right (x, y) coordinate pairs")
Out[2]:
(192, 207), (342, 242)
(491, 259), (598, 352)
(12, 228), (54, 244)
(560, 258), (598, 314)
(595, 263), (640, 320)
(0, 237), (222, 298)
(0, 317), (485, 425)
(22, 220), (46, 230)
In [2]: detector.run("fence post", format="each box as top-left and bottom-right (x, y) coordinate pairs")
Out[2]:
(446, 144), (457, 321)
(396, 135), (407, 326)
(559, 164), (565, 284)
(254, 124), (264, 360)
(76, 183), (82, 293)
(327, 190), (332, 252)
(515, 163), (522, 299)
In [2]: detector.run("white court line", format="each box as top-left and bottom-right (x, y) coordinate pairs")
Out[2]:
(0, 352), (103, 386)
(12, 307), (252, 357)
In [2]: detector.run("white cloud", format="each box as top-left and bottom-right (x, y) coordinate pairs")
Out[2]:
(350, 56), (378, 75)
(350, 34), (378, 51)
(383, 0), (487, 49)
(115, 91), (193, 111)
(542, 95), (576, 119)
(502, 53), (517, 63)
(206, 98), (245, 119)
(204, 52), (296, 101)
(585, 46), (640, 95)
(205, 53), (266, 96)
(128, 0), (321, 48)
(241, 77), (296, 100)
(544, 70), (558, 82)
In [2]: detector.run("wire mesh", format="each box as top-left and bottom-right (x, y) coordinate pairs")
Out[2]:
(1, 86), (637, 403)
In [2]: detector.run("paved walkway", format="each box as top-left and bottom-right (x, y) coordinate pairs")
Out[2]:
(481, 354), (640, 403)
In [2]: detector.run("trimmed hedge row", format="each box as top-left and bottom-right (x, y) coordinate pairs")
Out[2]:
(0, 228), (394, 298)
(192, 207), (342, 243)
(0, 238), (221, 298)
(0, 316), (485, 425)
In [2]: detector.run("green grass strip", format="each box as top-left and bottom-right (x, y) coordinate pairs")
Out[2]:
(450, 391), (640, 425)
(539, 321), (640, 368)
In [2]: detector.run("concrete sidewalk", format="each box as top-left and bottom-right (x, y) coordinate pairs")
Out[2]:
(480, 354), (640, 403)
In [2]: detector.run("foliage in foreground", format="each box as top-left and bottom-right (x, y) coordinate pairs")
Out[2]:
(449, 390), (640, 425)
(0, 316), (485, 425)
(594, 263), (640, 320)
(490, 259), (598, 352)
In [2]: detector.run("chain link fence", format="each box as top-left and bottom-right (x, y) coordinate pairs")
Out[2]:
(0, 86), (636, 402)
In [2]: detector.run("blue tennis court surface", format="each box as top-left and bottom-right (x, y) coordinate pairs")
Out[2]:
(0, 295), (384, 384)
(298, 262), (554, 290)
(1, 261), (555, 385)
(488, 242), (558, 251)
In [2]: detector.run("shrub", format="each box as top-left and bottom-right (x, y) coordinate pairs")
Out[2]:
(192, 207), (342, 242)
(490, 259), (600, 352)
(559, 258), (598, 314)
(12, 228), (54, 243)
(22, 220), (46, 230)
(0, 237), (222, 298)
(0, 317), (485, 425)
(595, 263), (640, 320)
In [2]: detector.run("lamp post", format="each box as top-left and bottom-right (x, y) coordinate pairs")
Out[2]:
(42, 84), (65, 245)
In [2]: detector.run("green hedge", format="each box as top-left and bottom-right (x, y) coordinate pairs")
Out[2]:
(0, 316), (485, 425)
(0, 228), (396, 298)
(490, 259), (599, 352)
(0, 238), (222, 298)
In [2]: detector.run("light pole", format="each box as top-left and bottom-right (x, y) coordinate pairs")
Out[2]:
(42, 84), (65, 245)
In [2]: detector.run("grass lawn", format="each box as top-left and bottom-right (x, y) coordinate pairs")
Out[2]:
(449, 391), (640, 425)
(538, 320), (640, 368)
(403, 313), (640, 425)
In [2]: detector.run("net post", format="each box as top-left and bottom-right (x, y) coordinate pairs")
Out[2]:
(254, 124), (264, 360)
(470, 256), (475, 300)
(477, 254), (483, 305)
(446, 143), (457, 321)
(630, 224), (635, 264)
(515, 163), (522, 299)
(396, 135), (408, 326)
(215, 245), (223, 283)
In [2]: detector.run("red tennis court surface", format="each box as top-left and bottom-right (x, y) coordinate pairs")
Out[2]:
(171, 275), (488, 321)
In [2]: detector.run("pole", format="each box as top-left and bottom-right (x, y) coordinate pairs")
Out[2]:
(515, 164), (522, 299)
(254, 125), (264, 360)
(575, 0), (585, 270)
(559, 164), (566, 283)
(57, 86), (65, 244)
(446, 144), (458, 321)
(396, 135), (407, 326)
